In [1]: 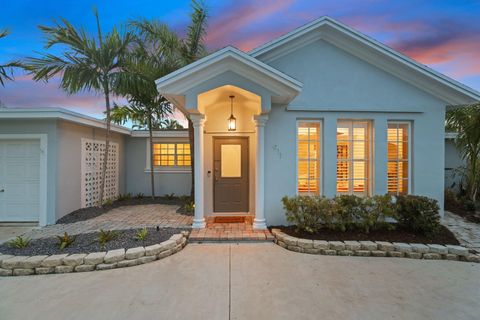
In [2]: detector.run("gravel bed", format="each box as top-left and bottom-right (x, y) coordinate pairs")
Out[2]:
(57, 197), (191, 224)
(0, 227), (186, 256)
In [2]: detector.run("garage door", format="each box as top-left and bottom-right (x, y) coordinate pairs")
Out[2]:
(0, 140), (40, 222)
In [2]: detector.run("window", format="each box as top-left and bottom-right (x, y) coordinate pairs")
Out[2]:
(387, 122), (410, 195)
(297, 121), (321, 194)
(153, 143), (191, 167)
(337, 120), (371, 196)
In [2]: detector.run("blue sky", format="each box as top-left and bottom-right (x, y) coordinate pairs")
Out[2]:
(1, 0), (479, 119)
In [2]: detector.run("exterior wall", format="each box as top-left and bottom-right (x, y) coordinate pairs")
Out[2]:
(0, 119), (58, 225)
(125, 136), (191, 196)
(445, 139), (465, 191)
(56, 120), (126, 221)
(261, 39), (448, 226)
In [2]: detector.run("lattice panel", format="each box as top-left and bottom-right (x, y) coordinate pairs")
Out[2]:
(81, 138), (119, 208)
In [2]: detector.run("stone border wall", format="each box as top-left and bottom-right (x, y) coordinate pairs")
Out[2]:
(272, 229), (480, 263)
(0, 232), (188, 276)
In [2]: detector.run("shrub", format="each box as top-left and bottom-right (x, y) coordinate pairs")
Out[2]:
(98, 229), (119, 247)
(282, 196), (336, 233)
(117, 193), (132, 201)
(396, 195), (441, 237)
(102, 198), (114, 206)
(333, 195), (364, 231)
(164, 193), (176, 200)
(8, 236), (30, 249)
(184, 202), (195, 214)
(57, 232), (75, 250)
(134, 228), (149, 241)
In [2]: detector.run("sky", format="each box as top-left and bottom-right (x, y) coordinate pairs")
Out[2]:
(1, 0), (480, 121)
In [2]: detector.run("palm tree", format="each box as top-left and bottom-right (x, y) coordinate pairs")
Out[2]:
(23, 10), (141, 205)
(110, 97), (173, 198)
(132, 0), (208, 198)
(446, 103), (480, 201)
(0, 29), (21, 87)
(161, 119), (184, 130)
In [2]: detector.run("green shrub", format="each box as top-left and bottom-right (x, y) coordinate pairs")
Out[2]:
(396, 195), (441, 237)
(102, 198), (114, 206)
(117, 193), (132, 201)
(333, 195), (364, 231)
(57, 232), (75, 250)
(134, 228), (149, 241)
(7, 236), (30, 249)
(184, 202), (195, 214)
(164, 193), (176, 200)
(282, 196), (336, 233)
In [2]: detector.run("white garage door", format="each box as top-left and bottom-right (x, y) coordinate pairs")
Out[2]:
(0, 140), (40, 222)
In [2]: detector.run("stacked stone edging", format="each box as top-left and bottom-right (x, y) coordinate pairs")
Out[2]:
(0, 231), (189, 277)
(271, 229), (480, 263)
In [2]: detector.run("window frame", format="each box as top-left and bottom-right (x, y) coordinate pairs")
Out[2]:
(296, 119), (322, 196)
(336, 120), (373, 196)
(145, 138), (192, 173)
(387, 121), (412, 195)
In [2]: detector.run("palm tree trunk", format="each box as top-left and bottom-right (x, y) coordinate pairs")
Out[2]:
(99, 88), (111, 206)
(188, 118), (194, 200)
(148, 112), (155, 199)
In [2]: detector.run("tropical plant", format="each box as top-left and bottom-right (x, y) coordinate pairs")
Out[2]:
(0, 29), (21, 87)
(7, 236), (30, 249)
(57, 232), (75, 250)
(164, 193), (176, 200)
(134, 227), (149, 241)
(161, 119), (184, 130)
(131, 0), (209, 198)
(446, 103), (480, 202)
(23, 10), (141, 205)
(98, 229), (119, 247)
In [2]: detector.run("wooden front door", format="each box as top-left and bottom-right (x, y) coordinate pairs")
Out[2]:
(213, 137), (249, 212)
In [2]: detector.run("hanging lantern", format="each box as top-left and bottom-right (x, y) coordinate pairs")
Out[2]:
(228, 95), (236, 131)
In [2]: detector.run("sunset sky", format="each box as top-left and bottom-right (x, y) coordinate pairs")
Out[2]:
(1, 0), (479, 120)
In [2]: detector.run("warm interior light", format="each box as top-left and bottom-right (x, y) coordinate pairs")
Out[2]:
(228, 95), (236, 131)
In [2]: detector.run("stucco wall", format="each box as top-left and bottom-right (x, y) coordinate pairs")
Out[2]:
(445, 139), (465, 191)
(0, 119), (58, 225)
(56, 120), (126, 220)
(260, 39), (447, 225)
(125, 136), (191, 196)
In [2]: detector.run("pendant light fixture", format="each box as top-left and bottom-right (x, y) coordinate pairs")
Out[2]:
(228, 95), (236, 131)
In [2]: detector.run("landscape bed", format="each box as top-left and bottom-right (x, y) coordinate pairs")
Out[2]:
(0, 227), (186, 256)
(272, 225), (460, 245)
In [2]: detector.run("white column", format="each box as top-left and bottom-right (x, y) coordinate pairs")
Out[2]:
(191, 114), (206, 229)
(253, 114), (268, 229)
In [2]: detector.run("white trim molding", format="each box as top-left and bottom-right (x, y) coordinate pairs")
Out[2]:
(0, 134), (48, 226)
(253, 114), (269, 229)
(190, 114), (206, 228)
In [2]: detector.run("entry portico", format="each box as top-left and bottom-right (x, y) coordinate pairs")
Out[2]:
(156, 46), (302, 229)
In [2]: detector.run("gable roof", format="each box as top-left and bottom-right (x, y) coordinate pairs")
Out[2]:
(155, 46), (303, 110)
(249, 16), (480, 105)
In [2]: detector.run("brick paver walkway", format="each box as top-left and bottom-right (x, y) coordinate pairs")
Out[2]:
(443, 211), (480, 252)
(23, 204), (193, 239)
(189, 217), (273, 242)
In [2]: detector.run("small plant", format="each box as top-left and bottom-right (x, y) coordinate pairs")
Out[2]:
(164, 193), (176, 200)
(179, 195), (192, 204)
(396, 195), (441, 237)
(8, 236), (31, 249)
(185, 201), (195, 214)
(135, 227), (149, 241)
(135, 192), (145, 199)
(103, 198), (114, 206)
(98, 229), (119, 247)
(117, 193), (132, 201)
(57, 232), (75, 250)
(282, 196), (336, 233)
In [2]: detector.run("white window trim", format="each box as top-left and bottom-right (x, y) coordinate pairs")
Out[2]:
(296, 119), (323, 195)
(0, 134), (48, 226)
(336, 120), (373, 196)
(145, 138), (192, 173)
(387, 121), (412, 195)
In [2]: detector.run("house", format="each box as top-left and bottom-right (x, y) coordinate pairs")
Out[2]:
(0, 17), (479, 227)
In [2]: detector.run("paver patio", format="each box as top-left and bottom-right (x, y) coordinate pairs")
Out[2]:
(443, 211), (480, 252)
(21, 204), (193, 239)
(189, 217), (273, 241)
(0, 243), (479, 320)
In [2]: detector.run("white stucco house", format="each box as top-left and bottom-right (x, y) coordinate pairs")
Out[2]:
(0, 17), (479, 228)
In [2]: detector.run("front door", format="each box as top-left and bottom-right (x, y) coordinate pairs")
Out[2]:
(213, 137), (249, 212)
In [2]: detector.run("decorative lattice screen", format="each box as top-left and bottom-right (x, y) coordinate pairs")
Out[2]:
(81, 138), (119, 208)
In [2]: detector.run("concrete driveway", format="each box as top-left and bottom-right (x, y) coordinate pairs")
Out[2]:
(1, 243), (479, 320)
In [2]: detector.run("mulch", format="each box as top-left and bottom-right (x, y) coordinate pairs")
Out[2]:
(271, 225), (460, 245)
(0, 227), (186, 256)
(56, 196), (191, 224)
(445, 204), (480, 224)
